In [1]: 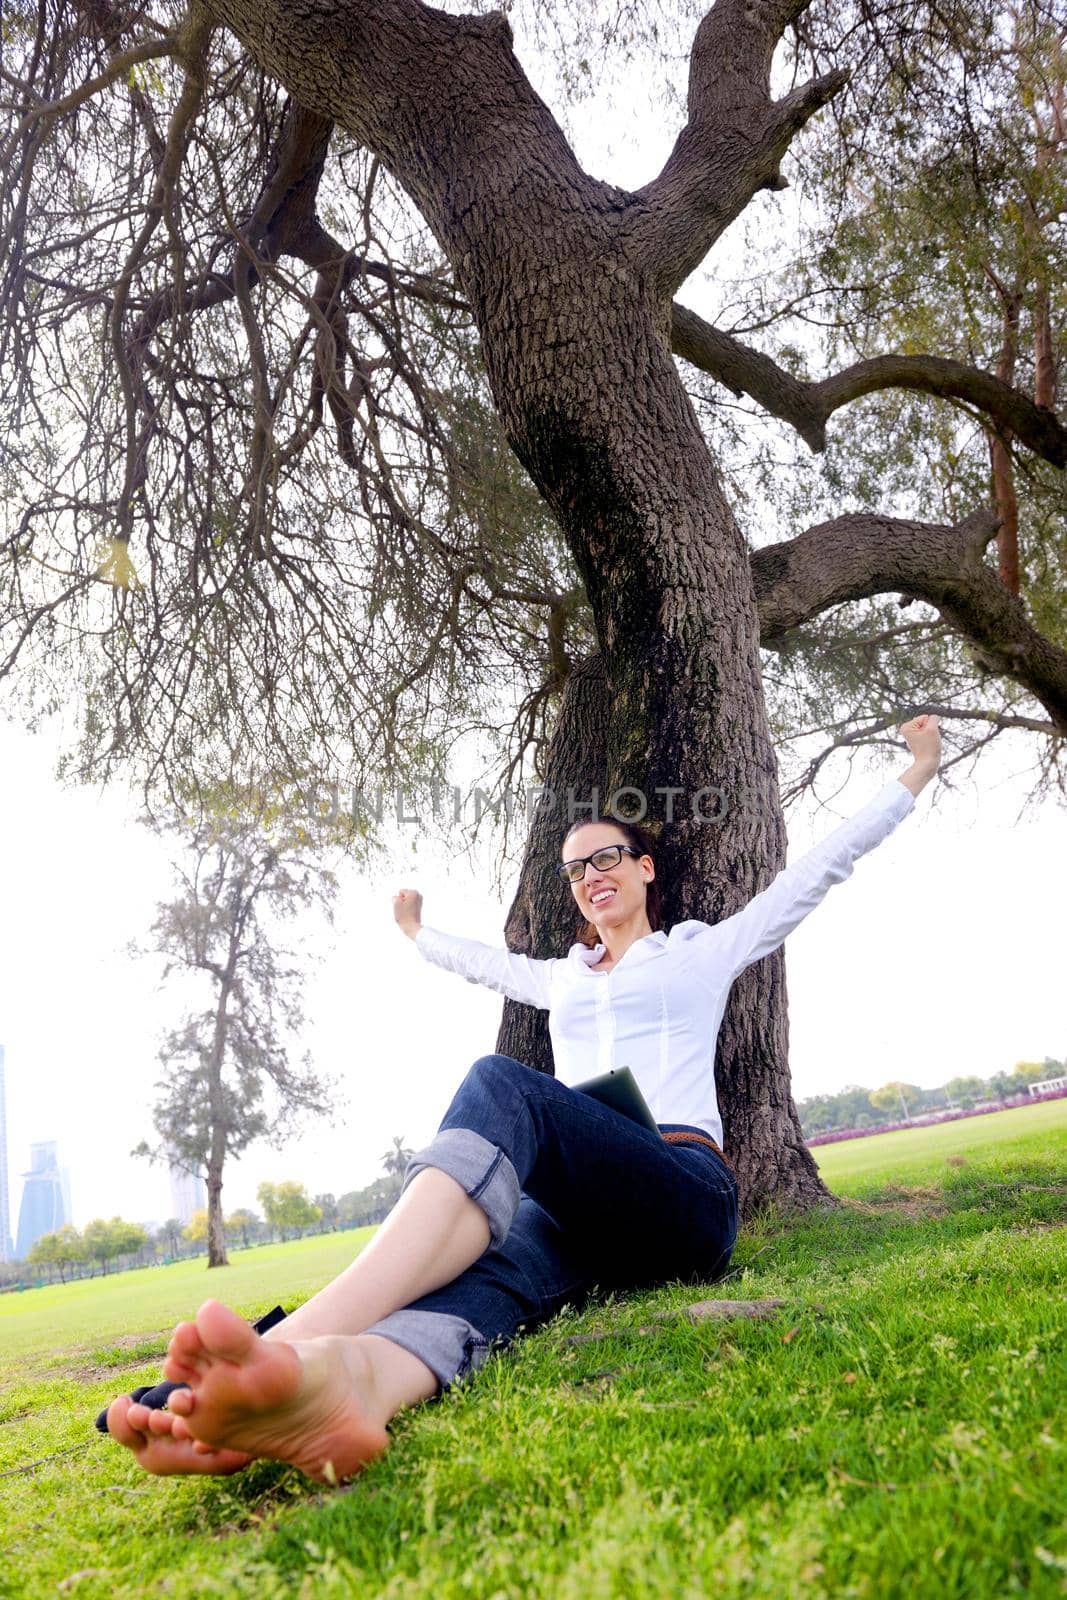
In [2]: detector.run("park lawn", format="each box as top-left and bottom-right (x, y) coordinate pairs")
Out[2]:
(0, 1114), (1064, 1599)
(813, 1097), (1067, 1193)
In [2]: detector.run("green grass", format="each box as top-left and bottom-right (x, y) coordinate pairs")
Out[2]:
(1, 1107), (1065, 1599)
(813, 1098), (1067, 1191)
(0, 1229), (377, 1366)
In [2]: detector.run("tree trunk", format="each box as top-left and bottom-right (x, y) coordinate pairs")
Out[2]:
(206, 1008), (230, 1268)
(497, 652), (829, 1218)
(206, 1158), (228, 1268)
(984, 273), (1022, 595)
(203, 0), (838, 1215)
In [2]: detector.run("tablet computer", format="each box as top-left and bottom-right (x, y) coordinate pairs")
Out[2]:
(572, 1066), (661, 1134)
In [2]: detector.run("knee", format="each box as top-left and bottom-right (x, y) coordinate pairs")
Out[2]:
(469, 1053), (525, 1078)
(463, 1054), (527, 1098)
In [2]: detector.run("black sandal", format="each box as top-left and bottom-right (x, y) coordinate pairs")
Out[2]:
(94, 1304), (288, 1434)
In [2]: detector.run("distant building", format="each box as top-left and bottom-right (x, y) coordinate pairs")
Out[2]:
(0, 1045), (12, 1263)
(1030, 1075), (1067, 1096)
(15, 1140), (72, 1260)
(169, 1160), (207, 1225)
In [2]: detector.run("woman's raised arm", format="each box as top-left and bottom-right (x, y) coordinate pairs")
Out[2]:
(695, 715), (940, 983)
(393, 889), (556, 1010)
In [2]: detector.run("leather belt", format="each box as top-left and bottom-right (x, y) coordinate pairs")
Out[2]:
(662, 1129), (733, 1170)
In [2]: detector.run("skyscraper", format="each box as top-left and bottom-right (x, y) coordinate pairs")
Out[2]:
(169, 1160), (207, 1225)
(15, 1140), (72, 1260)
(0, 1045), (12, 1263)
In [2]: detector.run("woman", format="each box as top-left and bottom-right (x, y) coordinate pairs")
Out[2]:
(104, 715), (941, 1482)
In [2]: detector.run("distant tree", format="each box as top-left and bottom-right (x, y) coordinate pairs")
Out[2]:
(156, 1218), (185, 1257)
(82, 1217), (148, 1276)
(109, 1220), (149, 1262)
(869, 1082), (924, 1121)
(337, 1175), (401, 1226)
(257, 1180), (322, 1241)
(943, 1076), (989, 1108)
(27, 1225), (85, 1283)
(314, 1194), (339, 1233)
(380, 1136), (414, 1204)
(1012, 1060), (1059, 1086)
(225, 1208), (263, 1250)
(183, 1209), (210, 1245)
(134, 806), (337, 1268)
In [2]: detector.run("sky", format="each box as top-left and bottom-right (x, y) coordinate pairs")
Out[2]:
(0, 19), (1064, 1237)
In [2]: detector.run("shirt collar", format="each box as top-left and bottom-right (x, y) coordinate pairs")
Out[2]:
(572, 930), (668, 969)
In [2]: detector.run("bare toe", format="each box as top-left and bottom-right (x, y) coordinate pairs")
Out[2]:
(107, 1394), (145, 1449)
(164, 1319), (207, 1384)
(196, 1298), (258, 1361)
(105, 1392), (251, 1476)
(167, 1387), (194, 1417)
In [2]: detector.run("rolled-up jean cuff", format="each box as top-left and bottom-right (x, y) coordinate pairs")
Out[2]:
(363, 1309), (490, 1393)
(401, 1127), (520, 1249)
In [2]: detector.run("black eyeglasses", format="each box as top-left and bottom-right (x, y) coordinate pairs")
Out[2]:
(556, 844), (644, 884)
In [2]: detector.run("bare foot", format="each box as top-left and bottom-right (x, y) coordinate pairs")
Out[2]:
(105, 1392), (252, 1476)
(163, 1299), (391, 1484)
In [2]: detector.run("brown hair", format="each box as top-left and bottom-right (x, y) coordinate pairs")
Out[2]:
(561, 813), (663, 949)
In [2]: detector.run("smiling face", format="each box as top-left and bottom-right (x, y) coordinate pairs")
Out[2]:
(561, 822), (656, 935)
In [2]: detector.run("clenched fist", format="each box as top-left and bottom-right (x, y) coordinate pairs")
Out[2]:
(393, 888), (424, 939)
(898, 713), (941, 771)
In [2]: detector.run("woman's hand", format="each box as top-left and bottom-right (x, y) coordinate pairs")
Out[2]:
(896, 713), (941, 796)
(393, 888), (424, 939)
(899, 713), (941, 770)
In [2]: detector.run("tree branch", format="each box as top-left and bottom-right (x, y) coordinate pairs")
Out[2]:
(671, 304), (1067, 467)
(631, 0), (847, 293)
(0, 36), (177, 156)
(749, 507), (1067, 733)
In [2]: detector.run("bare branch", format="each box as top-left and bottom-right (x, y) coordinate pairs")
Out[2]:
(750, 507), (1067, 733)
(813, 354), (1067, 469)
(1, 35), (177, 158)
(671, 304), (1067, 467)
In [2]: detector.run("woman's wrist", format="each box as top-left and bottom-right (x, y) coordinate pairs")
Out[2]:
(897, 759), (938, 798)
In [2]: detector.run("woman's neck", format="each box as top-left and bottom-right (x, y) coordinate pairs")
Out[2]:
(594, 910), (654, 965)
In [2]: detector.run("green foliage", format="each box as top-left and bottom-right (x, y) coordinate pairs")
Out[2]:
(256, 1181), (322, 1241)
(869, 1081), (925, 1115)
(336, 1179), (395, 1227)
(183, 1209), (209, 1244)
(692, 1), (1067, 794)
(134, 811), (338, 1267)
(80, 1217), (149, 1276)
(797, 1057), (1065, 1135)
(26, 1224), (85, 1281)
(226, 1209), (266, 1249)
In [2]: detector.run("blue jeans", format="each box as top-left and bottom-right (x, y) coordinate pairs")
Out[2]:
(364, 1055), (738, 1391)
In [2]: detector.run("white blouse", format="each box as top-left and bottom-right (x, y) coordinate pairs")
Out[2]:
(414, 779), (915, 1145)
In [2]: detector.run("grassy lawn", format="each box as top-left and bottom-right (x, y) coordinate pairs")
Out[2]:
(813, 1098), (1067, 1191)
(1, 1105), (1064, 1599)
